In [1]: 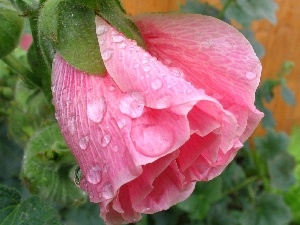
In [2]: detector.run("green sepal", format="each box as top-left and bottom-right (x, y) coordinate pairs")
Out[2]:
(0, 184), (62, 225)
(0, 0), (24, 59)
(98, 0), (145, 48)
(21, 124), (87, 206)
(38, 0), (105, 75)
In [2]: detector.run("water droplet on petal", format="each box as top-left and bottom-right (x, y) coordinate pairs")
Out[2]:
(156, 94), (172, 109)
(102, 48), (114, 61)
(143, 66), (151, 72)
(185, 89), (192, 95)
(142, 59), (148, 64)
(119, 42), (127, 49)
(117, 118), (127, 129)
(96, 24), (108, 36)
(134, 64), (140, 69)
(68, 116), (76, 135)
(170, 67), (184, 77)
(131, 124), (174, 157)
(87, 97), (106, 123)
(113, 35), (124, 43)
(55, 112), (59, 121)
(103, 163), (109, 172)
(87, 165), (102, 184)
(119, 92), (145, 118)
(101, 133), (112, 147)
(51, 85), (56, 93)
(151, 78), (163, 90)
(108, 85), (116, 92)
(79, 135), (89, 149)
(142, 208), (150, 213)
(99, 39), (105, 45)
(112, 145), (119, 152)
(102, 183), (114, 199)
(246, 71), (256, 80)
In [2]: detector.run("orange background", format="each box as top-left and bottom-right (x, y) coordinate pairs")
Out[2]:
(122, 0), (300, 134)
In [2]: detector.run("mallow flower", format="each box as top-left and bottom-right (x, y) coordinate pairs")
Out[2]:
(52, 14), (263, 224)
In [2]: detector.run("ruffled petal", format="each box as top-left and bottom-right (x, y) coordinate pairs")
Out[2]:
(133, 13), (263, 140)
(100, 152), (195, 224)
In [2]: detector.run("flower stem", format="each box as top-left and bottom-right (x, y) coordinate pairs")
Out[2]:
(222, 176), (258, 197)
(2, 54), (37, 89)
(218, 0), (234, 19)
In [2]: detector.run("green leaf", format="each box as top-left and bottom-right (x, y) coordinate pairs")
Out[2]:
(284, 185), (300, 222)
(180, 0), (220, 18)
(223, 0), (253, 27)
(98, 0), (145, 49)
(0, 122), (25, 193)
(240, 192), (291, 225)
(177, 178), (222, 221)
(21, 124), (87, 206)
(207, 201), (240, 225)
(221, 162), (246, 191)
(0, 184), (62, 225)
(0, 0), (24, 59)
(254, 129), (289, 160)
(281, 86), (295, 106)
(240, 29), (265, 58)
(38, 0), (105, 74)
(268, 152), (295, 191)
(62, 202), (105, 225)
(26, 44), (43, 88)
(288, 126), (300, 162)
(8, 80), (53, 146)
(224, 0), (278, 26)
(236, 0), (278, 24)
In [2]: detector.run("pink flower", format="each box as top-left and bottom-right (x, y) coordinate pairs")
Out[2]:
(52, 14), (263, 224)
(19, 34), (32, 50)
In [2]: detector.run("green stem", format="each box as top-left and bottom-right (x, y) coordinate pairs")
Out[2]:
(222, 176), (258, 197)
(2, 54), (38, 89)
(218, 0), (234, 19)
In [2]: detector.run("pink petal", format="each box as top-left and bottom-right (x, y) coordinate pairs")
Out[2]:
(133, 14), (264, 141)
(52, 14), (263, 225)
(52, 55), (142, 204)
(100, 153), (195, 224)
(20, 34), (32, 50)
(95, 16), (240, 161)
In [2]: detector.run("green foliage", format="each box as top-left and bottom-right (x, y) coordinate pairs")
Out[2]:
(240, 192), (291, 225)
(38, 0), (105, 75)
(0, 184), (62, 225)
(284, 127), (300, 222)
(178, 178), (222, 221)
(8, 79), (53, 146)
(0, 0), (24, 59)
(255, 61), (295, 128)
(21, 124), (87, 206)
(180, 0), (220, 18)
(223, 0), (278, 26)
